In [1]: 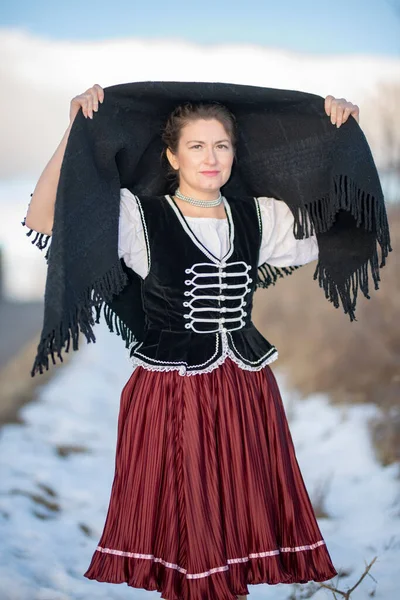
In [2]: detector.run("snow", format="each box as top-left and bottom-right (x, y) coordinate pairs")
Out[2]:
(0, 319), (399, 600)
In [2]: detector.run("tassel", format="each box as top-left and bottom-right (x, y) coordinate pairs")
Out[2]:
(290, 174), (392, 265)
(30, 260), (135, 377)
(256, 263), (302, 289)
(21, 193), (52, 263)
(265, 175), (392, 320)
(313, 242), (381, 322)
(100, 300), (139, 350)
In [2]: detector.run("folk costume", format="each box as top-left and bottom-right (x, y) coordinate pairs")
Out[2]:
(22, 81), (391, 599)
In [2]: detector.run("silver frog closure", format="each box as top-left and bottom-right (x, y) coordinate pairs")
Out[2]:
(182, 260), (253, 333)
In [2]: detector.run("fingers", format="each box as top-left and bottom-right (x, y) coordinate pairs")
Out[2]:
(324, 96), (360, 128)
(83, 91), (93, 119)
(81, 84), (105, 119)
(350, 104), (360, 124)
(341, 106), (352, 125)
(324, 95), (334, 118)
(325, 96), (346, 127)
(336, 101), (359, 126)
(93, 83), (104, 104)
(88, 84), (105, 117)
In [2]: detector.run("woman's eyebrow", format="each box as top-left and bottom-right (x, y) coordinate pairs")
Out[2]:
(186, 139), (230, 144)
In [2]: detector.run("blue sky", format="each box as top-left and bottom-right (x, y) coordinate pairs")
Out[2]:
(1, 0), (399, 55)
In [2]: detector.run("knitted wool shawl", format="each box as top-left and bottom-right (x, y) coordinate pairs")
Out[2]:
(23, 81), (392, 377)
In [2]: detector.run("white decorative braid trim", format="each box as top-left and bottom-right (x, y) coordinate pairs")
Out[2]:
(253, 196), (263, 267)
(134, 195), (151, 277)
(128, 331), (278, 376)
(253, 196), (263, 237)
(96, 539), (326, 579)
(280, 541), (326, 552)
(165, 195), (235, 265)
(225, 330), (276, 366)
(132, 331), (221, 374)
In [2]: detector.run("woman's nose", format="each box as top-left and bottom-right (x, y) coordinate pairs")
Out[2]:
(204, 148), (217, 164)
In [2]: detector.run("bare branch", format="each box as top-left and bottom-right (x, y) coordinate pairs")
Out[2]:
(318, 556), (378, 599)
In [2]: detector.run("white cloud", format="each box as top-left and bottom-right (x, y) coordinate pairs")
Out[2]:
(1, 27), (399, 180)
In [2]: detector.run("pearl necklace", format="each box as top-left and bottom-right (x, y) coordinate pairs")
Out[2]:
(175, 188), (222, 207)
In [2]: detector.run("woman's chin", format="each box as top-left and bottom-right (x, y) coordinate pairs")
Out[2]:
(180, 177), (227, 196)
(196, 179), (224, 192)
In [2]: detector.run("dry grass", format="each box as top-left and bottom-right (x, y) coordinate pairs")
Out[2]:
(0, 333), (74, 426)
(253, 203), (399, 466)
(310, 476), (332, 519)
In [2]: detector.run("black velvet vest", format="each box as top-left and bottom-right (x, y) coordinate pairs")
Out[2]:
(127, 193), (278, 376)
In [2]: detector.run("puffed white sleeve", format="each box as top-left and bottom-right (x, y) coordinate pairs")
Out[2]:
(118, 188), (149, 279)
(257, 196), (319, 268)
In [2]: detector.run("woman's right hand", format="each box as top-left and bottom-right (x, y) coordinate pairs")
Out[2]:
(69, 84), (105, 123)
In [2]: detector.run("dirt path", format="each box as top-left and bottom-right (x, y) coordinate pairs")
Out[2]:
(0, 300), (72, 426)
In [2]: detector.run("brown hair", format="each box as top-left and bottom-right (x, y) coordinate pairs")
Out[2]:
(161, 101), (237, 191)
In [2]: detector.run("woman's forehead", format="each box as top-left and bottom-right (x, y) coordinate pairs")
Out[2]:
(180, 118), (230, 139)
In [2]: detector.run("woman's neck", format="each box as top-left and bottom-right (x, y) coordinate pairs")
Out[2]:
(172, 194), (227, 219)
(173, 185), (225, 218)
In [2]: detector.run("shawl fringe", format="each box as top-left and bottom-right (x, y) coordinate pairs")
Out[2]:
(29, 261), (139, 377)
(22, 195), (141, 376)
(21, 193), (52, 261)
(291, 174), (391, 267)
(21, 217), (52, 262)
(312, 241), (381, 323)
(256, 263), (301, 288)
(259, 174), (392, 322)
(100, 302), (139, 350)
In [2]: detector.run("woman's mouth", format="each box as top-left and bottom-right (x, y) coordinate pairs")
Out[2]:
(200, 171), (220, 177)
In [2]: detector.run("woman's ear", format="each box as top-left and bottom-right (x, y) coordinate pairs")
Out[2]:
(166, 147), (179, 171)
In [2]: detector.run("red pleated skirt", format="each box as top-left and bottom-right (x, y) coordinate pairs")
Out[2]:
(84, 357), (337, 599)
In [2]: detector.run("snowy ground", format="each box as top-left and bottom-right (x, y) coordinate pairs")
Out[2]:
(0, 320), (399, 600)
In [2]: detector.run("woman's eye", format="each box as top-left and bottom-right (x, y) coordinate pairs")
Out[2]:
(189, 144), (229, 150)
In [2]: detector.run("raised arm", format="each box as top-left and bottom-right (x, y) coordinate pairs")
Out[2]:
(23, 84), (104, 235)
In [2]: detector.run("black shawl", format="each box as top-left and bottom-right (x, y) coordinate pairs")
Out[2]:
(22, 81), (392, 377)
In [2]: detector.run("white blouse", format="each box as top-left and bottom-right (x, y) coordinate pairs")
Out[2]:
(118, 188), (319, 279)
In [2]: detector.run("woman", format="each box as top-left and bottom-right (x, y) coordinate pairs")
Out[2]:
(24, 83), (366, 600)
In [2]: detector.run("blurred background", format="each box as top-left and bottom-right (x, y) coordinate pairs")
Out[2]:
(0, 1), (399, 599)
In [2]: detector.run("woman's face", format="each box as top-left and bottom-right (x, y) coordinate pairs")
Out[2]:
(166, 118), (235, 199)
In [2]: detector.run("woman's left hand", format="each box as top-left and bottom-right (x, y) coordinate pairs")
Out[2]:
(324, 95), (360, 128)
